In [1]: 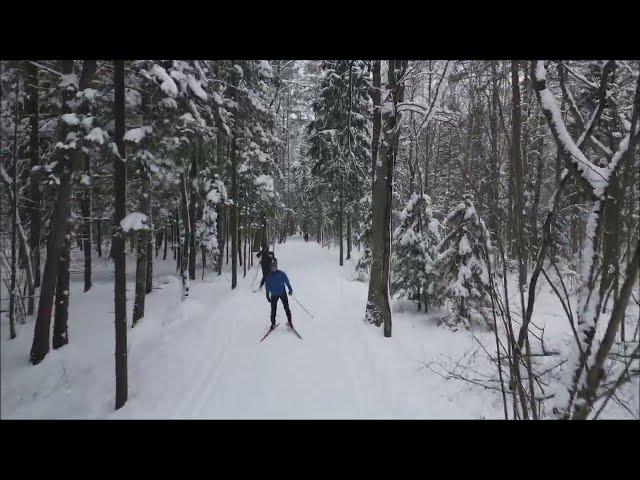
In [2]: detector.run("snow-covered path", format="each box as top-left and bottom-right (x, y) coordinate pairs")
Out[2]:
(114, 239), (394, 418)
(2, 237), (509, 419)
(109, 238), (502, 419)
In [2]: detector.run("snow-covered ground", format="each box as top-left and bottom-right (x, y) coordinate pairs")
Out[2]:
(1, 237), (637, 419)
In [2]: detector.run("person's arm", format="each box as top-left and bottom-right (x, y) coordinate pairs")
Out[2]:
(265, 277), (271, 301)
(284, 273), (292, 295)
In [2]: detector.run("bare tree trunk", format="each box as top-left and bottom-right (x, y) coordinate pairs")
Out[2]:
(230, 136), (238, 289)
(82, 155), (92, 292)
(488, 61), (500, 236)
(9, 80), (19, 338)
(511, 60), (528, 286)
(370, 60), (381, 194)
(225, 205), (229, 265)
(96, 219), (102, 257)
(572, 240), (639, 419)
(179, 174), (190, 298)
(188, 153), (197, 281)
(243, 204), (248, 278)
(52, 223), (71, 349)
(339, 191), (344, 266)
(146, 232), (153, 294)
(113, 59), (128, 410)
(238, 208), (243, 267)
(163, 226), (168, 260)
(25, 61), (41, 292)
(365, 60), (407, 338)
(346, 217), (351, 261)
(132, 171), (149, 325)
(216, 205), (223, 275)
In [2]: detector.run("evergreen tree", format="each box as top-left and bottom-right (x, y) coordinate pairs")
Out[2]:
(433, 194), (492, 328)
(307, 60), (371, 265)
(391, 192), (441, 311)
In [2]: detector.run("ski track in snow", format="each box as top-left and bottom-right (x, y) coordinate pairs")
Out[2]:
(4, 237), (636, 419)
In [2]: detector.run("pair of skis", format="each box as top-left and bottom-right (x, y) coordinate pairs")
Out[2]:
(260, 323), (302, 342)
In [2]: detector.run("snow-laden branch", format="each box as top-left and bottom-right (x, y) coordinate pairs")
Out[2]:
(560, 62), (599, 89)
(414, 61), (453, 135)
(532, 61), (611, 198)
(28, 61), (62, 77)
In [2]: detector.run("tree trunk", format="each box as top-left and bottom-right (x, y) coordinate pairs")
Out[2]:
(511, 60), (527, 287)
(238, 209), (243, 267)
(188, 153), (197, 281)
(52, 223), (71, 349)
(30, 60), (96, 365)
(113, 59), (128, 410)
(365, 59), (407, 338)
(132, 171), (149, 325)
(146, 233), (153, 294)
(346, 217), (351, 260)
(216, 204), (224, 275)
(370, 60), (382, 194)
(230, 136), (238, 289)
(9, 80), (19, 338)
(488, 61), (500, 236)
(163, 226), (168, 260)
(179, 174), (190, 298)
(25, 61), (41, 290)
(572, 240), (640, 419)
(339, 193), (344, 266)
(96, 219), (102, 257)
(82, 155), (92, 292)
(225, 205), (229, 265)
(243, 204), (248, 278)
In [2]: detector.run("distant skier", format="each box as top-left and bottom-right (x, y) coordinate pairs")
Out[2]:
(256, 246), (274, 290)
(265, 258), (293, 330)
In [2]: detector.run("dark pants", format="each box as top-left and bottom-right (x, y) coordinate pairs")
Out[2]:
(270, 294), (291, 325)
(259, 265), (270, 288)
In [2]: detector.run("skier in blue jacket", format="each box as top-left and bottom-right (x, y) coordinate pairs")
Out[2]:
(265, 258), (293, 330)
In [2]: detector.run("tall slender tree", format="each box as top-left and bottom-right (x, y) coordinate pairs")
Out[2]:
(365, 60), (407, 337)
(113, 59), (128, 410)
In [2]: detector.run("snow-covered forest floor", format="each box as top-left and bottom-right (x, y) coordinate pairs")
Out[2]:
(1, 237), (638, 419)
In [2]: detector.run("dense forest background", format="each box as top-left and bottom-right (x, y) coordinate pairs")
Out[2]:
(1, 59), (638, 419)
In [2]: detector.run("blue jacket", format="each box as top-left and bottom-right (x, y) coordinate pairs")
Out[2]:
(265, 270), (292, 298)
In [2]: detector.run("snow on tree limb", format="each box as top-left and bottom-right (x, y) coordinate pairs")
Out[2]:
(532, 61), (610, 197)
(120, 212), (152, 232)
(560, 61), (599, 89)
(415, 61), (453, 134)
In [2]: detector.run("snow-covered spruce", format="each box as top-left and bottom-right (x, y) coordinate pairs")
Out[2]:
(355, 192), (373, 280)
(432, 194), (491, 329)
(391, 192), (441, 311)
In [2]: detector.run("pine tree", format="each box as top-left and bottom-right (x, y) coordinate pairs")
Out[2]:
(433, 194), (492, 328)
(392, 193), (441, 311)
(307, 60), (371, 266)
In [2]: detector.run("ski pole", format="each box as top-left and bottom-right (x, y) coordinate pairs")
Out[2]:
(291, 295), (314, 319)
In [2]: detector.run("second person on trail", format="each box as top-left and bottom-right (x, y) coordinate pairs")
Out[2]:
(265, 259), (293, 330)
(256, 246), (274, 290)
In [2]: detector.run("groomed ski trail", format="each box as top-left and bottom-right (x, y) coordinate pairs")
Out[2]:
(112, 238), (384, 419)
